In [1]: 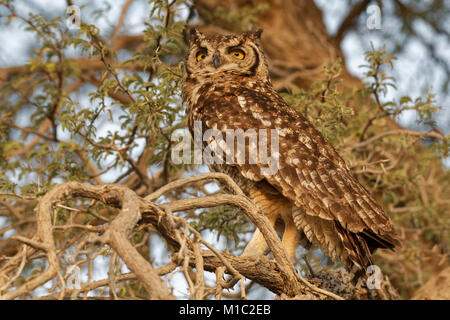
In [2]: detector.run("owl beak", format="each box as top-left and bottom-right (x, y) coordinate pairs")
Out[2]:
(212, 52), (222, 68)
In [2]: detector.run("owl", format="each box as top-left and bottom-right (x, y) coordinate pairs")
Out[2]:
(182, 28), (400, 277)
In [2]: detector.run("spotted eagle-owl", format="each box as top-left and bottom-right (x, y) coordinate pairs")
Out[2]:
(182, 28), (400, 275)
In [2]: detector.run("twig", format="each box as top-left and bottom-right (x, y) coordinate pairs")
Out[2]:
(145, 172), (245, 201)
(349, 129), (446, 150)
(11, 235), (48, 251)
(0, 247), (27, 292)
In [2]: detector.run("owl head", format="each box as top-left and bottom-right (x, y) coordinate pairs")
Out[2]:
(184, 28), (269, 83)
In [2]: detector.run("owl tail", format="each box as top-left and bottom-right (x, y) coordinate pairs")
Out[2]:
(292, 207), (399, 281)
(335, 223), (400, 283)
(335, 224), (373, 275)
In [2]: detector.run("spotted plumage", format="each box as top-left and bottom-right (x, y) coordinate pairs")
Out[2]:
(182, 28), (400, 275)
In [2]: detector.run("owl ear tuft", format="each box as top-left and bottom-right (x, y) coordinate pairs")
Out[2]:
(189, 28), (203, 42)
(254, 29), (263, 39)
(243, 29), (263, 41)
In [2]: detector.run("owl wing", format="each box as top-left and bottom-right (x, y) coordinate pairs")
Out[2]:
(198, 88), (399, 251)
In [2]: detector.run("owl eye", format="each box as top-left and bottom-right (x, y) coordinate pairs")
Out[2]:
(230, 49), (245, 60)
(195, 49), (207, 62)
